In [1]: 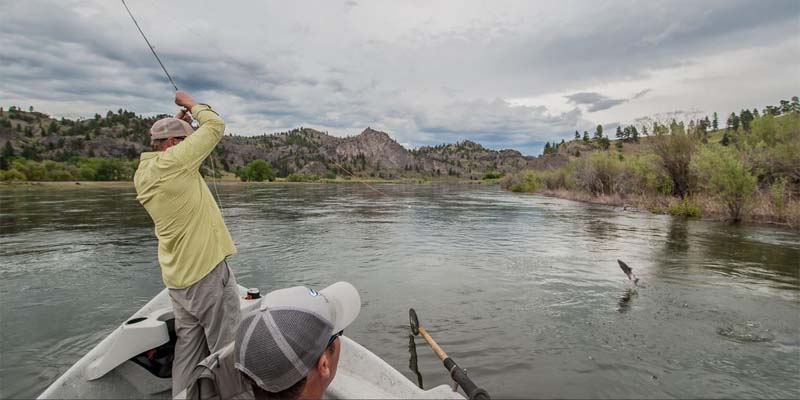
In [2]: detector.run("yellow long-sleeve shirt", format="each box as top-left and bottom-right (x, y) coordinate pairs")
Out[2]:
(134, 104), (236, 289)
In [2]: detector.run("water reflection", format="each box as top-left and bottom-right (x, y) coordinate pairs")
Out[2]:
(666, 219), (690, 253)
(408, 334), (424, 389)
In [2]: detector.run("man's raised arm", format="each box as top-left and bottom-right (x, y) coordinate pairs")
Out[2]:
(168, 90), (226, 171)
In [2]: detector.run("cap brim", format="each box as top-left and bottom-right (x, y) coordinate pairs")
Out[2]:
(320, 281), (361, 333)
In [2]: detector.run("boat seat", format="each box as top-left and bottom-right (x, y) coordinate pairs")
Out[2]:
(85, 307), (173, 381)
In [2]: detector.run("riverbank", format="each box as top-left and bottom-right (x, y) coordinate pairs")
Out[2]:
(0, 177), (498, 187)
(527, 188), (799, 229)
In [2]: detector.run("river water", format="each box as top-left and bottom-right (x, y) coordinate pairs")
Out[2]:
(1, 183), (798, 399)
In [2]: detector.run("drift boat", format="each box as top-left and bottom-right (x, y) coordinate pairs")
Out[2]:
(38, 284), (462, 399)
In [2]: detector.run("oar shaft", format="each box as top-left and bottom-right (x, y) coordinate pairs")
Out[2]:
(417, 326), (490, 400)
(417, 326), (448, 361)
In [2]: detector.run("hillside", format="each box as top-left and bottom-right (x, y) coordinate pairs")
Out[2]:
(0, 107), (536, 180)
(504, 98), (800, 226)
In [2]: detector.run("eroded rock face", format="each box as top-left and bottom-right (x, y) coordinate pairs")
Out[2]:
(0, 109), (549, 179)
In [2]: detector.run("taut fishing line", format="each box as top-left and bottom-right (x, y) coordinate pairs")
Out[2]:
(121, 0), (226, 218)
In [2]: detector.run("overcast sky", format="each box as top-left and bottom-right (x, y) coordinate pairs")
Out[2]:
(1, 0), (798, 155)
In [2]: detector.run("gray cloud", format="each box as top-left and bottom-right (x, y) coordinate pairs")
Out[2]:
(565, 92), (628, 112)
(565, 88), (654, 112)
(633, 89), (652, 100)
(1, 0), (797, 156)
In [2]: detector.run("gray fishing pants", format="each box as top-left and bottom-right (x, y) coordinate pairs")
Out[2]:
(168, 260), (241, 398)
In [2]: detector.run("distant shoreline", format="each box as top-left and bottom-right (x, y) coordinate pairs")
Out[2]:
(527, 188), (798, 230)
(0, 178), (500, 187)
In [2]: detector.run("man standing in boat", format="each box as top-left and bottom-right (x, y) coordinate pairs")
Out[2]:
(134, 90), (240, 397)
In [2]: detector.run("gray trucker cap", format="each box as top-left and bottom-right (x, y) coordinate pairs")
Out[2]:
(234, 282), (361, 392)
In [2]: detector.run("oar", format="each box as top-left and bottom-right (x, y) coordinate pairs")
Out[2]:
(409, 309), (491, 400)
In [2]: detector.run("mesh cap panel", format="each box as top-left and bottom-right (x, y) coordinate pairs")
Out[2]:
(271, 309), (332, 371)
(234, 309), (333, 392)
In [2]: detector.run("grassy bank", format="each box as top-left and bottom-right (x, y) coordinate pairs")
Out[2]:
(504, 108), (800, 229)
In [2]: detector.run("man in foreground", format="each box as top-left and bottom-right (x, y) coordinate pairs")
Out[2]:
(180, 281), (361, 400)
(134, 91), (240, 397)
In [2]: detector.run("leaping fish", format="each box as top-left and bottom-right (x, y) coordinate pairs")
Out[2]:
(617, 259), (640, 286)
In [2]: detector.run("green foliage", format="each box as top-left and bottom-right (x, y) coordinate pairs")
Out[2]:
(598, 136), (611, 150)
(483, 170), (504, 180)
(573, 152), (622, 195)
(236, 159), (274, 182)
(770, 177), (788, 213)
(693, 145), (756, 222)
(668, 195), (702, 218)
(652, 125), (697, 197)
(287, 173), (320, 182)
(506, 167), (575, 193)
(734, 112), (799, 187)
(1, 157), (134, 181)
(508, 170), (543, 192)
(0, 168), (26, 181)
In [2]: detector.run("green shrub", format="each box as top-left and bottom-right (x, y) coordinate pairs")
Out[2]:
(0, 169), (26, 181)
(618, 155), (672, 195)
(770, 177), (787, 213)
(693, 145), (757, 222)
(735, 113), (799, 187)
(573, 152), (622, 195)
(236, 159), (274, 182)
(653, 128), (697, 197)
(507, 170), (543, 192)
(287, 173), (319, 182)
(483, 170), (504, 180)
(668, 195), (702, 218)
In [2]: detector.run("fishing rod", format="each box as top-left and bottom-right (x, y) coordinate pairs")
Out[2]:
(120, 0), (226, 215)
(409, 308), (491, 400)
(125, 0), (397, 202)
(121, 0), (179, 91)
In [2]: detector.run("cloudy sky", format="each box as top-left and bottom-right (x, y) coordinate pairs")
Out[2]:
(1, 0), (798, 155)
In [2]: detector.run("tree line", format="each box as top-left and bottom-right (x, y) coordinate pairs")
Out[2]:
(510, 97), (799, 224)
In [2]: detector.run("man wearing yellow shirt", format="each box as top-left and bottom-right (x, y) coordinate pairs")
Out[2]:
(134, 91), (240, 397)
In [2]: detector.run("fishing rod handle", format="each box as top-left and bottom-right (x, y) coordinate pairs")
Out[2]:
(443, 358), (490, 400)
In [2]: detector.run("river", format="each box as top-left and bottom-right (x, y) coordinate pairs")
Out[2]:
(1, 183), (798, 399)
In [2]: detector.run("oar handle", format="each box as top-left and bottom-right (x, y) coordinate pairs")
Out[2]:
(416, 327), (490, 400)
(418, 327), (448, 360)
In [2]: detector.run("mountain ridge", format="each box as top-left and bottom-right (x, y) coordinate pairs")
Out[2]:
(0, 107), (539, 179)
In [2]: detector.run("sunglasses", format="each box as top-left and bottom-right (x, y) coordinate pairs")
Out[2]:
(328, 330), (343, 347)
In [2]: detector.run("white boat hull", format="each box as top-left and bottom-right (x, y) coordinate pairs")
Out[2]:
(38, 285), (462, 399)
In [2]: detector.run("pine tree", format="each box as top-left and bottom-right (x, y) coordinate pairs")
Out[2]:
(543, 142), (551, 155)
(0, 141), (14, 169)
(594, 124), (603, 139)
(616, 125), (623, 139)
(574, 130), (580, 140)
(712, 112), (718, 130)
(582, 131), (590, 142)
(727, 112), (740, 130)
